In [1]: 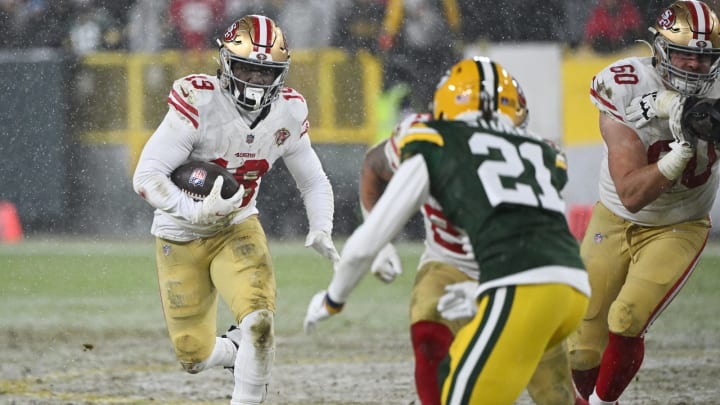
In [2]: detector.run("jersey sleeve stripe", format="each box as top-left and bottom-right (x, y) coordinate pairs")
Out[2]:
(398, 130), (444, 149)
(168, 94), (199, 128)
(589, 88), (624, 122)
(169, 89), (199, 116)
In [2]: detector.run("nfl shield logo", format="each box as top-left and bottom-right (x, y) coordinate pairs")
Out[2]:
(189, 169), (207, 187)
(246, 134), (255, 144)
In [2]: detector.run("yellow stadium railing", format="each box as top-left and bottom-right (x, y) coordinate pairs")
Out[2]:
(79, 48), (382, 172)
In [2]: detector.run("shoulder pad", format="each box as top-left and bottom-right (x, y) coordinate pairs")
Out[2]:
(398, 122), (443, 150)
(589, 57), (657, 122)
(386, 113), (432, 169)
(167, 74), (221, 129)
(279, 87), (309, 119)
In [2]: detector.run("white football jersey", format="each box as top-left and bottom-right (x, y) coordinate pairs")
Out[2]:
(133, 74), (334, 241)
(384, 113), (478, 278)
(590, 56), (720, 226)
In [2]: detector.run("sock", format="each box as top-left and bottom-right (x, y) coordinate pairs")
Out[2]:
(572, 366), (599, 400)
(589, 389), (618, 405)
(594, 332), (644, 402)
(410, 321), (454, 405)
(206, 336), (238, 368)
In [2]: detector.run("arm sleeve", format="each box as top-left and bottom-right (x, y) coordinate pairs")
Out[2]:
(132, 111), (200, 221)
(283, 137), (335, 234)
(327, 154), (430, 303)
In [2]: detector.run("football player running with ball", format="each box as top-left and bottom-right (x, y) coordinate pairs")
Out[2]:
(568, 1), (720, 404)
(358, 59), (586, 405)
(132, 15), (339, 405)
(304, 56), (590, 405)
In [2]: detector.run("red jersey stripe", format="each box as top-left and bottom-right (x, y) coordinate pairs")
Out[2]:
(589, 88), (623, 121)
(169, 89), (199, 116)
(167, 93), (199, 128)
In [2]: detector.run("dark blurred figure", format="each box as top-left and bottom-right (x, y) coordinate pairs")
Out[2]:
(461, 0), (568, 43)
(333, 0), (386, 54)
(66, 0), (133, 55)
(0, 0), (21, 48)
(584, 0), (643, 53)
(378, 0), (462, 112)
(223, 0), (282, 23)
(2, 0), (74, 49)
(167, 0), (225, 50)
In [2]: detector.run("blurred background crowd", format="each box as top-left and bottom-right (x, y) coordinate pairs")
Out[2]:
(0, 0), (695, 56)
(0, 0), (703, 127)
(2, 0), (719, 240)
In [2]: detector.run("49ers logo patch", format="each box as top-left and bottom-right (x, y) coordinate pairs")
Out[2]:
(657, 8), (675, 29)
(275, 128), (290, 145)
(224, 22), (239, 41)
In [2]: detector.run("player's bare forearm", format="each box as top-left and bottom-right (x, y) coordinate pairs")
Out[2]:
(601, 114), (676, 212)
(359, 142), (393, 212)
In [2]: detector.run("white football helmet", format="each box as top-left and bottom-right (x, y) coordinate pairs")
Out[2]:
(218, 15), (290, 110)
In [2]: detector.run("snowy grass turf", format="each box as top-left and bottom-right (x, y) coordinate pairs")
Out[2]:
(1, 237), (718, 342)
(0, 238), (424, 336)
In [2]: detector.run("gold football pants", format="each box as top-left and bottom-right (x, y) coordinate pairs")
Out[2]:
(568, 202), (709, 370)
(154, 216), (276, 365)
(410, 261), (475, 332)
(440, 283), (588, 405)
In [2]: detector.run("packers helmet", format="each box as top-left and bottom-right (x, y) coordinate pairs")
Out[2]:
(651, 0), (720, 96)
(218, 15), (290, 110)
(432, 56), (528, 128)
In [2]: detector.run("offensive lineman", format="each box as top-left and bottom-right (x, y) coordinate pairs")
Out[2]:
(568, 1), (720, 404)
(132, 15), (339, 405)
(304, 56), (590, 405)
(359, 59), (585, 405)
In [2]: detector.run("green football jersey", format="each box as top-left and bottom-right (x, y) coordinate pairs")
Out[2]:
(399, 119), (585, 284)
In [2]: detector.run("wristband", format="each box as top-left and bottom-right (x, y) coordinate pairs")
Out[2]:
(655, 90), (682, 118)
(324, 294), (345, 314)
(657, 144), (692, 180)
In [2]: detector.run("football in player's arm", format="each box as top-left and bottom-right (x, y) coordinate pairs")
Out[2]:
(132, 15), (338, 405)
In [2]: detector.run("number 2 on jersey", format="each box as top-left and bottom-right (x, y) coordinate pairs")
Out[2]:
(469, 133), (565, 213)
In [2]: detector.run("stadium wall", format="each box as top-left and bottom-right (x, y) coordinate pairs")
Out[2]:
(3, 45), (720, 239)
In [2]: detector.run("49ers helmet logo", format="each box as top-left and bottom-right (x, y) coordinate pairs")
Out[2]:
(657, 8), (675, 29)
(224, 22), (239, 41)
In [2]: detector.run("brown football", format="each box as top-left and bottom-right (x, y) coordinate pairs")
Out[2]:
(170, 161), (240, 200)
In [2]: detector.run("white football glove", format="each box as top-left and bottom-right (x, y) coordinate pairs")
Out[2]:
(437, 281), (478, 321)
(626, 91), (660, 128)
(304, 290), (343, 334)
(371, 243), (403, 283)
(304, 230), (340, 263)
(627, 90), (694, 147)
(190, 177), (245, 225)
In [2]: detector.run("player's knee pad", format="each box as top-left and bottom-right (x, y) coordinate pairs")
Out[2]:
(239, 309), (274, 350)
(529, 343), (575, 405)
(173, 333), (206, 374)
(608, 299), (641, 336)
(568, 348), (602, 371)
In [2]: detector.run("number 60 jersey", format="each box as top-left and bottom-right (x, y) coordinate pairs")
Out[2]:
(133, 73), (334, 241)
(590, 56), (720, 226)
